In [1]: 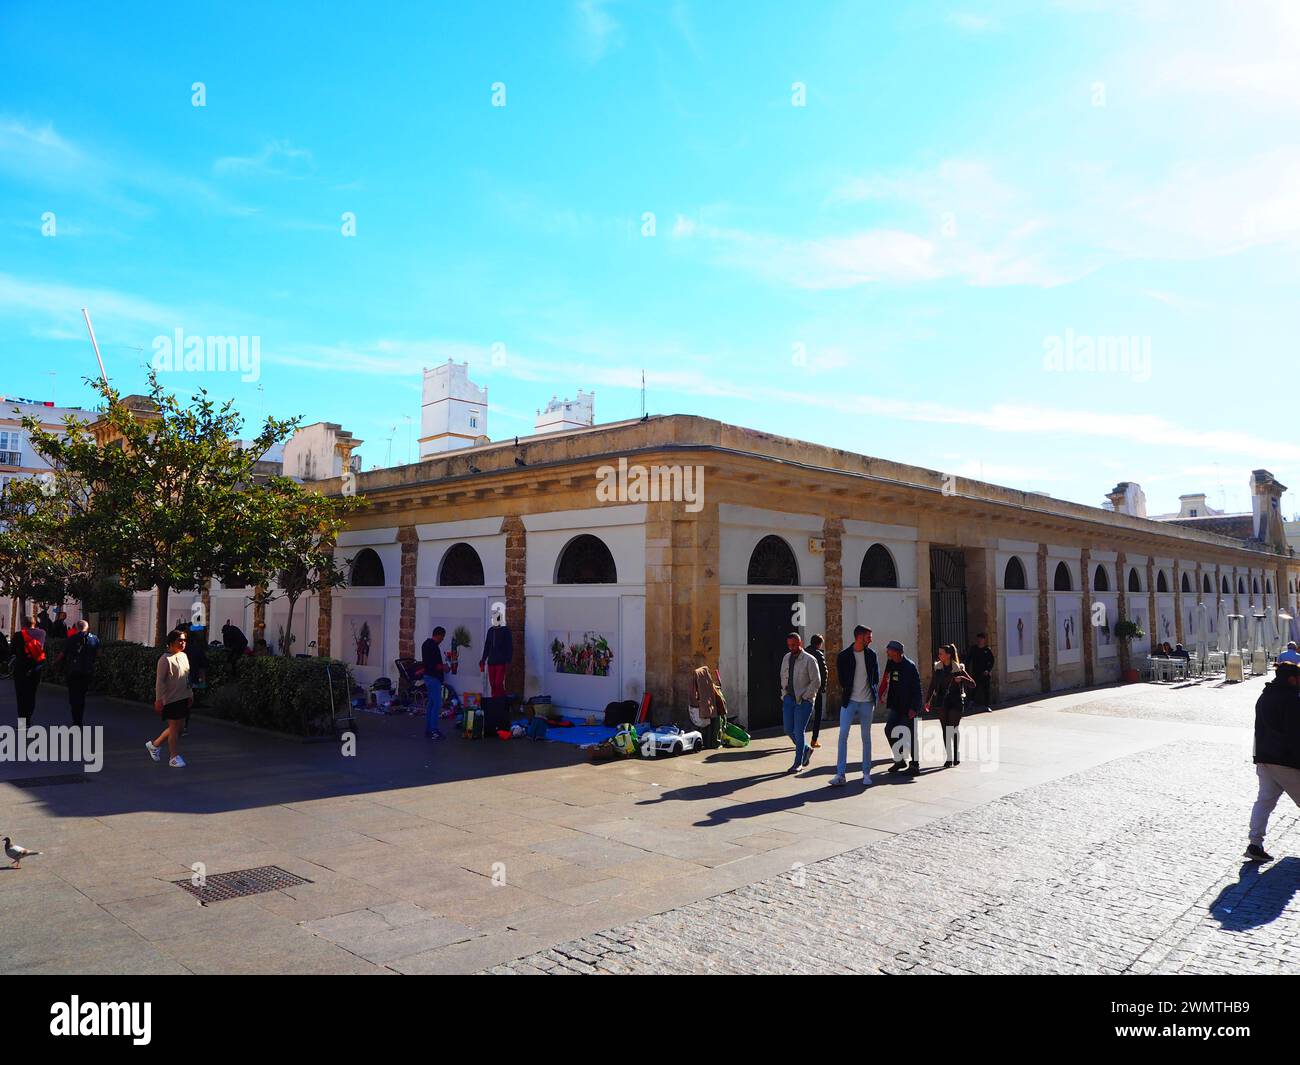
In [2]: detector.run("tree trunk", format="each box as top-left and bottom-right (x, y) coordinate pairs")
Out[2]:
(283, 593), (299, 657)
(154, 583), (171, 647)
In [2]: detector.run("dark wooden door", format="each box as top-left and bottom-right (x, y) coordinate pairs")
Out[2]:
(747, 593), (798, 731)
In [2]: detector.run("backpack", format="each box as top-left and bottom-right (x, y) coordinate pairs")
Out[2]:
(20, 628), (45, 666)
(602, 699), (638, 727)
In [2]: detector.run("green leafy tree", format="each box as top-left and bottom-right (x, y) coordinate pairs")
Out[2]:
(0, 474), (79, 616)
(22, 372), (300, 645)
(233, 476), (365, 656)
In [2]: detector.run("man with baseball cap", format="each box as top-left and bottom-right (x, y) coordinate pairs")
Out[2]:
(1245, 659), (1300, 861)
(880, 640), (923, 776)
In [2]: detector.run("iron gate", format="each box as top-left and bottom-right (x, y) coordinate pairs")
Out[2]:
(930, 546), (968, 658)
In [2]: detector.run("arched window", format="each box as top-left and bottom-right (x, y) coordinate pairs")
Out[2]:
(1156, 571), (1169, 593)
(1266, 578), (1273, 594)
(1053, 561), (1072, 591)
(556, 534), (617, 584)
(1237, 577), (1245, 594)
(1004, 556), (1027, 590)
(1093, 565), (1109, 592)
(438, 542), (484, 586)
(1222, 576), (1230, 594)
(350, 548), (385, 587)
(1252, 577), (1260, 594)
(859, 544), (898, 588)
(1202, 574), (1212, 594)
(1180, 573), (1191, 593)
(1128, 568), (1142, 593)
(747, 535), (799, 586)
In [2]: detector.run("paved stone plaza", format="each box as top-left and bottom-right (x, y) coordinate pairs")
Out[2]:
(2, 674), (1296, 974)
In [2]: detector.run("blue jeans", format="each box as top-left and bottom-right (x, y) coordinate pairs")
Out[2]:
(425, 676), (459, 733)
(837, 700), (874, 778)
(782, 695), (813, 766)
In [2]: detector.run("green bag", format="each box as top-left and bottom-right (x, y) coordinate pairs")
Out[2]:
(720, 717), (750, 748)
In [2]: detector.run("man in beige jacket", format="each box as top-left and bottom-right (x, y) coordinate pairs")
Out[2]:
(780, 632), (822, 773)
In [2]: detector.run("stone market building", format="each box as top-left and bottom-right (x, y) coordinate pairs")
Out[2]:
(218, 414), (1297, 730)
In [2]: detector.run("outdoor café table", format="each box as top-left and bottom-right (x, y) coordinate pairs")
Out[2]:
(1146, 656), (1176, 683)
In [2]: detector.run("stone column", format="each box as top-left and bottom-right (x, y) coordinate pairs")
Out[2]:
(644, 499), (720, 725)
(964, 546), (997, 706)
(1037, 544), (1051, 693)
(397, 526), (418, 662)
(1173, 561), (1184, 645)
(317, 578), (332, 657)
(1146, 558), (1157, 654)
(503, 515), (527, 696)
(1081, 548), (1094, 686)
(823, 517), (844, 712)
(1116, 553), (1129, 677)
(915, 541), (932, 692)
(1232, 565), (1240, 615)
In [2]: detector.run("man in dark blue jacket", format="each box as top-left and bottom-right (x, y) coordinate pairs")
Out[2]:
(1246, 661), (1300, 861)
(831, 625), (879, 786)
(882, 640), (924, 776)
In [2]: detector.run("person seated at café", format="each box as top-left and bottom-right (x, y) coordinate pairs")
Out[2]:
(1172, 643), (1191, 661)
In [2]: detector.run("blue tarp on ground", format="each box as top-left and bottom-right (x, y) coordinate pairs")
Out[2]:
(509, 715), (633, 746)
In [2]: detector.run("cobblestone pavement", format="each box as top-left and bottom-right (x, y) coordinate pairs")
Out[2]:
(490, 738), (1300, 974)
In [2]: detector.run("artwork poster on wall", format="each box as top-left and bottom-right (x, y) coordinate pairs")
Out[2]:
(1055, 600), (1082, 664)
(549, 630), (616, 677)
(1004, 595), (1035, 672)
(345, 612), (384, 668)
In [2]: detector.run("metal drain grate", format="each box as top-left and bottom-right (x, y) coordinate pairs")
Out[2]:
(4, 773), (93, 789)
(173, 865), (313, 904)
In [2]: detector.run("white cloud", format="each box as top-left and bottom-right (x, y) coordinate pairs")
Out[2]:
(214, 139), (315, 178)
(573, 0), (622, 62)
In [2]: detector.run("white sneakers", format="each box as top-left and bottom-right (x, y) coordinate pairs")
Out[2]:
(828, 773), (873, 787)
(145, 742), (185, 767)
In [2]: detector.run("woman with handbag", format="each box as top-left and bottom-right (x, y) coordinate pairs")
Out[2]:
(925, 643), (975, 768)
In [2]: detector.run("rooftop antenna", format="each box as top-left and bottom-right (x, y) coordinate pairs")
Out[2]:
(640, 369), (646, 418)
(81, 308), (110, 390)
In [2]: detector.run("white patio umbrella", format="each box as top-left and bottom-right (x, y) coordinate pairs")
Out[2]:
(1195, 601), (1209, 661)
(1265, 610), (1281, 654)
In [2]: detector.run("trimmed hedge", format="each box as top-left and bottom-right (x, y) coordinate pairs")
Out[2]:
(38, 637), (352, 737)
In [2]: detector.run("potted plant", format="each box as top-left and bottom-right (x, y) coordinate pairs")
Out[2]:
(1113, 618), (1145, 683)
(448, 625), (472, 675)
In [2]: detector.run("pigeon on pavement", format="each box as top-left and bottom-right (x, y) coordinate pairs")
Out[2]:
(4, 837), (40, 868)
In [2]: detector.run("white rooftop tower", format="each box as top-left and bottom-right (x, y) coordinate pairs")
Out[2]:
(419, 360), (487, 457)
(535, 390), (595, 434)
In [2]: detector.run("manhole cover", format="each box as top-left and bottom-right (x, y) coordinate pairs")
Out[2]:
(173, 865), (312, 904)
(4, 774), (93, 789)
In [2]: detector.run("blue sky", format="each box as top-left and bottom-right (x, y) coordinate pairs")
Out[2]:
(2, 0), (1297, 515)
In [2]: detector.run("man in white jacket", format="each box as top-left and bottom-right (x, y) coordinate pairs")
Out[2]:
(780, 632), (822, 773)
